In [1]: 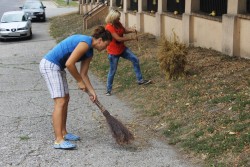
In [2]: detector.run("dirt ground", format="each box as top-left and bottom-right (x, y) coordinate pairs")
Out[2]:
(115, 33), (250, 166)
(49, 12), (250, 166)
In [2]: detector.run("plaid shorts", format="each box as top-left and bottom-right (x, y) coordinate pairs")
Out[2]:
(39, 59), (69, 98)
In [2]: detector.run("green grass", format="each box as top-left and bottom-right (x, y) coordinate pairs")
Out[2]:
(52, 0), (78, 7)
(49, 12), (250, 167)
(49, 12), (84, 42)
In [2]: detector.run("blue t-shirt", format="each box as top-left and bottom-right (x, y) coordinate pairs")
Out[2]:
(44, 34), (93, 70)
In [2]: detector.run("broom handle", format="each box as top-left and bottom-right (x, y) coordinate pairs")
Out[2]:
(85, 90), (106, 112)
(94, 100), (106, 113)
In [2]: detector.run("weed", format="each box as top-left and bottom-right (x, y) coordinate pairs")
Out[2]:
(179, 105), (188, 113)
(163, 129), (173, 137)
(194, 130), (204, 138)
(188, 89), (201, 98)
(168, 137), (181, 145)
(207, 126), (215, 133)
(210, 94), (236, 104)
(232, 96), (250, 112)
(208, 162), (226, 167)
(163, 121), (182, 137)
(20, 135), (30, 141)
(239, 111), (250, 121)
(222, 118), (235, 125)
(169, 121), (182, 131)
(233, 123), (248, 132)
(242, 133), (250, 143)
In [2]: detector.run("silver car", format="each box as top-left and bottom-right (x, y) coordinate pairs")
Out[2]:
(20, 0), (46, 22)
(0, 11), (32, 40)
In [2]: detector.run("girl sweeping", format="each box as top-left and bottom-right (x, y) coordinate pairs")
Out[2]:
(39, 26), (112, 149)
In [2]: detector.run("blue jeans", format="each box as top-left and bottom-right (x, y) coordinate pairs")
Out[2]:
(107, 47), (143, 92)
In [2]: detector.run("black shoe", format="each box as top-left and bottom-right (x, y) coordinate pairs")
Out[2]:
(138, 80), (152, 85)
(105, 91), (111, 96)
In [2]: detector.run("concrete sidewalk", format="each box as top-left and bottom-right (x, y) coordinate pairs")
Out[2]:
(0, 1), (200, 166)
(43, 0), (79, 18)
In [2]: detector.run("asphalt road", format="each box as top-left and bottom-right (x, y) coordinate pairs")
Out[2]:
(0, 0), (24, 17)
(0, 1), (200, 166)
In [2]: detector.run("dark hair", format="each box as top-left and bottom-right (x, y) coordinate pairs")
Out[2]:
(92, 26), (112, 41)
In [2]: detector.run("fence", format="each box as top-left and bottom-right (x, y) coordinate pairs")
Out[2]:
(130, 0), (138, 11)
(247, 0), (250, 13)
(167, 0), (185, 14)
(116, 0), (123, 7)
(200, 0), (227, 16)
(147, 0), (158, 12)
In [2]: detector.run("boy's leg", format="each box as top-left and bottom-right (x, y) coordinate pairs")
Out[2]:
(107, 54), (119, 93)
(122, 48), (143, 81)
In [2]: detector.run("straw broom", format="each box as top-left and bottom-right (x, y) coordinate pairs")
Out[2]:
(86, 91), (134, 145)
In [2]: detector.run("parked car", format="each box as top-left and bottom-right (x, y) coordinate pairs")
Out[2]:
(20, 0), (46, 22)
(0, 11), (32, 40)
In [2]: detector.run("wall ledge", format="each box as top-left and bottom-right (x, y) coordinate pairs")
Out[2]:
(238, 13), (250, 20)
(162, 11), (182, 20)
(126, 10), (137, 15)
(141, 11), (156, 17)
(192, 12), (222, 22)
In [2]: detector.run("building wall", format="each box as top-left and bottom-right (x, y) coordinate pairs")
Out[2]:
(142, 14), (156, 35)
(162, 15), (183, 42)
(126, 13), (137, 28)
(191, 16), (222, 51)
(79, 0), (250, 59)
(238, 18), (250, 59)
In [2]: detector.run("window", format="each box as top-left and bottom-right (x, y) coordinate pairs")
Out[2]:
(130, 0), (138, 11)
(22, 15), (27, 21)
(166, 0), (185, 14)
(116, 0), (123, 8)
(147, 0), (158, 12)
(200, 0), (227, 16)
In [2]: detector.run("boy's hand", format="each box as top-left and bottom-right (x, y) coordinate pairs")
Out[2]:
(87, 91), (97, 102)
(77, 81), (86, 92)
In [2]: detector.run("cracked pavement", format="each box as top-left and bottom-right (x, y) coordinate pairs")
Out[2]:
(0, 1), (200, 167)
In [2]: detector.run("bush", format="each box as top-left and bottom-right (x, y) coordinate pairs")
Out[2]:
(157, 33), (187, 80)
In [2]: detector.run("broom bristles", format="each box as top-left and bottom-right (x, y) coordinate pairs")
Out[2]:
(103, 110), (134, 145)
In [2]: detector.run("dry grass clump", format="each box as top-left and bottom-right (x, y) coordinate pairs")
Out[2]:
(157, 34), (187, 80)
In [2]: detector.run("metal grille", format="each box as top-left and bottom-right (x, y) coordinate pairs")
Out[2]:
(166, 0), (185, 14)
(147, 0), (158, 12)
(200, 0), (227, 16)
(130, 0), (138, 11)
(247, 0), (250, 13)
(116, 0), (123, 7)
